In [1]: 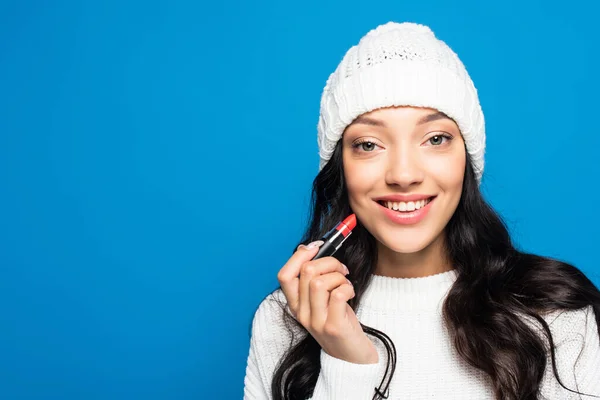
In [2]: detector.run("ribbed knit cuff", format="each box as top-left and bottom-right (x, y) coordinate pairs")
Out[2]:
(310, 349), (384, 400)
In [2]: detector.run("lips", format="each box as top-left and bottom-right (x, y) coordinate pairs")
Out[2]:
(375, 196), (436, 225)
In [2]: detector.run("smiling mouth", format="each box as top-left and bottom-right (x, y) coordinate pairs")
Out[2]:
(376, 197), (436, 212)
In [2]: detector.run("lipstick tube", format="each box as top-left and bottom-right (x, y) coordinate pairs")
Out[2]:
(312, 214), (357, 260)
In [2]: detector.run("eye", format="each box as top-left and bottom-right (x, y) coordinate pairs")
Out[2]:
(351, 139), (381, 152)
(426, 134), (453, 146)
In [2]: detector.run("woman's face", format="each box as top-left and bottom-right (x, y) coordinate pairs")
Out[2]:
(342, 106), (466, 254)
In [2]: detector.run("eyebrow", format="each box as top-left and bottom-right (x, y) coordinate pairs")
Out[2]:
(348, 111), (452, 128)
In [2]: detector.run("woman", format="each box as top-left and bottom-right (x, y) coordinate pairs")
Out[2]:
(243, 22), (600, 400)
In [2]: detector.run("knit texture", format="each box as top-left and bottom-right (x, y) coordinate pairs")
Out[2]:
(244, 270), (600, 399)
(317, 22), (486, 183)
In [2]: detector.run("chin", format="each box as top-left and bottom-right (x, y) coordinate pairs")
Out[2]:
(380, 239), (432, 254)
(375, 230), (438, 254)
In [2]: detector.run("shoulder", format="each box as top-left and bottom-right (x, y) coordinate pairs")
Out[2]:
(250, 289), (306, 349)
(251, 289), (289, 331)
(518, 305), (598, 349)
(543, 305), (598, 346)
(538, 306), (600, 396)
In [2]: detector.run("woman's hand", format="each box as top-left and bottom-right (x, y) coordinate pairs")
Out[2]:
(277, 240), (379, 364)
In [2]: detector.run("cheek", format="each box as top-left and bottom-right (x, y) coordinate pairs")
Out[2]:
(343, 156), (379, 202)
(426, 150), (466, 191)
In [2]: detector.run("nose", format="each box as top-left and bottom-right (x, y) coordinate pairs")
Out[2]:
(385, 146), (425, 189)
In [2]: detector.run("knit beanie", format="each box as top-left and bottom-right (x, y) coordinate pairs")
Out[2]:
(317, 22), (486, 183)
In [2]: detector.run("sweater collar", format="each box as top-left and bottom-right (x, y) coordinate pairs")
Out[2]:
(358, 269), (459, 311)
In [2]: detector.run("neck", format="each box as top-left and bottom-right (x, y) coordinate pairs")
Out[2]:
(374, 232), (453, 278)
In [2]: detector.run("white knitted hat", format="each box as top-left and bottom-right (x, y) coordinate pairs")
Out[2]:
(317, 22), (486, 183)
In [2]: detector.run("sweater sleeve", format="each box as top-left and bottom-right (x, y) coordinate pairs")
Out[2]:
(243, 290), (386, 400)
(310, 349), (385, 399)
(540, 305), (600, 399)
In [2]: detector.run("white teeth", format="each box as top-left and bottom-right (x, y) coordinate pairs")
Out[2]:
(384, 198), (431, 212)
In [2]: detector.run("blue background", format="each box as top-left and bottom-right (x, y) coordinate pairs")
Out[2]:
(1, 0), (599, 398)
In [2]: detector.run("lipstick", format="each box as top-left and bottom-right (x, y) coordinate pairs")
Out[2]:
(312, 214), (357, 260)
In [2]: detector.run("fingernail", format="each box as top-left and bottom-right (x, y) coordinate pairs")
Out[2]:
(346, 278), (353, 286)
(306, 240), (324, 249)
(341, 263), (349, 275)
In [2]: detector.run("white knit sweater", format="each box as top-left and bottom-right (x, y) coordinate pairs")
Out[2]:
(243, 269), (600, 399)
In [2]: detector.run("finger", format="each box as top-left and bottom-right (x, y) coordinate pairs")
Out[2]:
(326, 283), (355, 329)
(309, 272), (350, 329)
(277, 240), (324, 313)
(298, 257), (348, 324)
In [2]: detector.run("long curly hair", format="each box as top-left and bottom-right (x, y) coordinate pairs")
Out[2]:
(270, 138), (600, 400)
